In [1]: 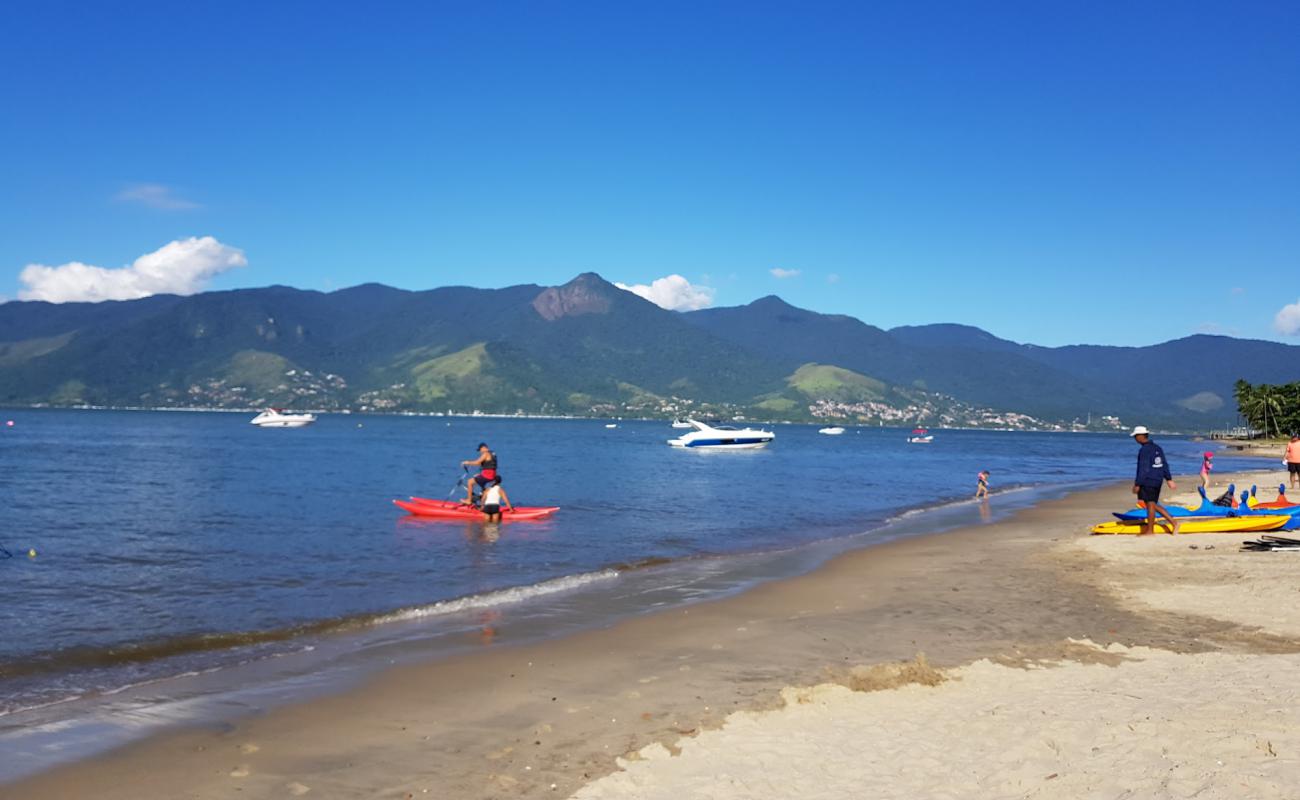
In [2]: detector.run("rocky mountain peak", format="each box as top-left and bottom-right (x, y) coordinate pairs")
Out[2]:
(532, 273), (615, 321)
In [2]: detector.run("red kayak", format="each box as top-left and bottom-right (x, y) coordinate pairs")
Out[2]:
(1253, 486), (1297, 510)
(393, 497), (560, 521)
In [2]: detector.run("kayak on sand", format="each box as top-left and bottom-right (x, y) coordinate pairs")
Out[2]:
(393, 497), (560, 521)
(1090, 515), (1292, 536)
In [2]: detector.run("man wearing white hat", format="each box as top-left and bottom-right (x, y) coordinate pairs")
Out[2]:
(1131, 426), (1179, 535)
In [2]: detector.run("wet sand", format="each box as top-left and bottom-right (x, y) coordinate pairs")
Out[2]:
(1217, 440), (1291, 461)
(6, 469), (1298, 799)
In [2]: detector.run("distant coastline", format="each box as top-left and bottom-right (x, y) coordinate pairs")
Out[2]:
(5, 274), (1294, 431)
(1, 403), (1195, 434)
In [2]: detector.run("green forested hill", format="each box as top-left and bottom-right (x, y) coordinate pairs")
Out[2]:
(3, 272), (1299, 428)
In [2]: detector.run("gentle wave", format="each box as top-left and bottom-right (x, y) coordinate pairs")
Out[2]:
(369, 569), (620, 624)
(0, 569), (620, 684)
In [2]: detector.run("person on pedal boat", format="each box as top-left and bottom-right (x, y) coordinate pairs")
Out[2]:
(462, 442), (499, 505)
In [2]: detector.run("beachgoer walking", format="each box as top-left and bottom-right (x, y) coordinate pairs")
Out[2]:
(1131, 426), (1179, 535)
(1286, 433), (1300, 490)
(1199, 451), (1213, 490)
(461, 442), (499, 505)
(975, 470), (990, 500)
(481, 477), (511, 522)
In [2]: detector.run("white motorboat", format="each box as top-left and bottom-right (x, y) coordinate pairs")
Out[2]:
(907, 427), (933, 443)
(250, 408), (317, 428)
(667, 419), (774, 449)
(670, 418), (693, 429)
(605, 423), (618, 429)
(818, 426), (846, 435)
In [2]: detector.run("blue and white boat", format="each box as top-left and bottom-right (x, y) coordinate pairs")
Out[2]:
(667, 419), (775, 449)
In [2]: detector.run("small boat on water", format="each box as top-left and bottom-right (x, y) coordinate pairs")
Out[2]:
(605, 423), (618, 429)
(668, 419), (774, 450)
(818, 426), (846, 435)
(394, 497), (559, 521)
(907, 427), (933, 444)
(250, 408), (317, 428)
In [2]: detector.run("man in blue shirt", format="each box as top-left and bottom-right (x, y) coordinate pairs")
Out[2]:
(1131, 425), (1179, 535)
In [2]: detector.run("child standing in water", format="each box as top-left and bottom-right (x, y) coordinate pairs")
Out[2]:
(1200, 451), (1213, 490)
(481, 477), (512, 522)
(975, 470), (990, 500)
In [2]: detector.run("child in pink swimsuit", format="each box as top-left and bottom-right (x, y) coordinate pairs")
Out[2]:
(1200, 452), (1213, 490)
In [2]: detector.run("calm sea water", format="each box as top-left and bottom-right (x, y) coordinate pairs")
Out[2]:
(0, 409), (1270, 780)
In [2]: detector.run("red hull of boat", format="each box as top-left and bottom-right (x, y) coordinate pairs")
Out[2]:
(393, 497), (559, 520)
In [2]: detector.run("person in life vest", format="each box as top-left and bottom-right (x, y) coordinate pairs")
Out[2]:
(461, 442), (498, 505)
(1131, 426), (1180, 535)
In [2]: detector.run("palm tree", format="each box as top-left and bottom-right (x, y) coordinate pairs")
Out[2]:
(1234, 380), (1300, 438)
(1234, 380), (1253, 424)
(1253, 385), (1285, 437)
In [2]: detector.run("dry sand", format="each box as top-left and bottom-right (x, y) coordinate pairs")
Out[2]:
(574, 646), (1300, 800)
(6, 468), (1299, 800)
(574, 469), (1300, 799)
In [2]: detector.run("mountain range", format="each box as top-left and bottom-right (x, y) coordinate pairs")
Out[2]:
(3, 272), (1298, 430)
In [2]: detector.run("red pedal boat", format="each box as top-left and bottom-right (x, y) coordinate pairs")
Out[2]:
(393, 496), (560, 521)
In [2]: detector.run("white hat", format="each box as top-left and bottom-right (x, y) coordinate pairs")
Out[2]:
(1130, 425), (1150, 438)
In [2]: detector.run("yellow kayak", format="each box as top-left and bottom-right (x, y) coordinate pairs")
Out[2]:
(1090, 516), (1291, 535)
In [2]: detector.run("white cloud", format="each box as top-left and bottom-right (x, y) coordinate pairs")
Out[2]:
(615, 274), (715, 311)
(827, 273), (840, 284)
(18, 236), (247, 303)
(115, 183), (200, 210)
(1275, 299), (1300, 336)
(770, 268), (800, 279)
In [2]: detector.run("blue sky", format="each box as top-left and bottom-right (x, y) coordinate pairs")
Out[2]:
(2, 0), (1297, 346)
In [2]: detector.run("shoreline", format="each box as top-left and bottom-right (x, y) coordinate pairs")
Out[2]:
(1, 405), (1155, 434)
(0, 478), (1084, 783)
(1216, 439), (1292, 460)
(9, 467), (1294, 798)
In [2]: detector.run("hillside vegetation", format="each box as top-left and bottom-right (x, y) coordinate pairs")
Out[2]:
(3, 272), (1299, 429)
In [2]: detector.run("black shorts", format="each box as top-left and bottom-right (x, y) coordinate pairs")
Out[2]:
(473, 474), (497, 488)
(1136, 484), (1162, 503)
(482, 504), (500, 515)
(1289, 462), (1300, 476)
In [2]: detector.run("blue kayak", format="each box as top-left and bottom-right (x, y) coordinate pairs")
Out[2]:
(1110, 486), (1300, 522)
(1113, 485), (1237, 521)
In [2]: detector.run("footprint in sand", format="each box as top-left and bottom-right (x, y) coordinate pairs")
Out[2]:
(239, 743), (260, 754)
(286, 781), (311, 796)
(230, 765), (251, 778)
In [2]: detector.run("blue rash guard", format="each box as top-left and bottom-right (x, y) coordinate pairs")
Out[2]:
(1135, 440), (1172, 486)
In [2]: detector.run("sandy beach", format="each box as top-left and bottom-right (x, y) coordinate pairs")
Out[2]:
(6, 467), (1299, 799)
